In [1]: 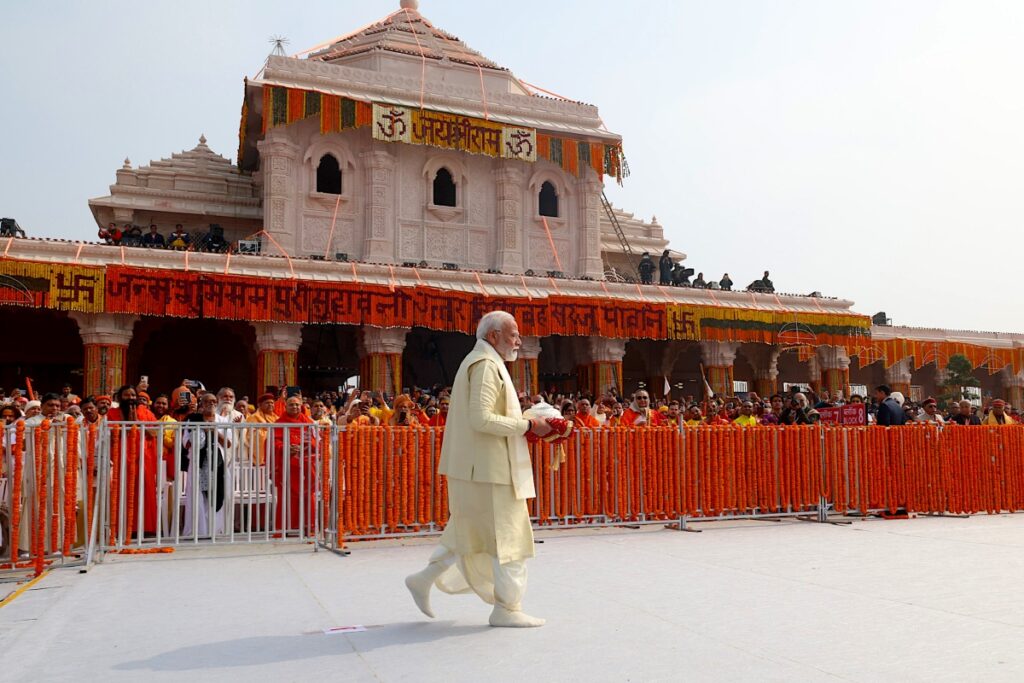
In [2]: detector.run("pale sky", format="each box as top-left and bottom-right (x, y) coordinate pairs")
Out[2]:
(3, 1), (1022, 333)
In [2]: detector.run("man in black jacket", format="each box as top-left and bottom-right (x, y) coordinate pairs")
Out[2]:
(659, 250), (674, 285)
(874, 385), (906, 426)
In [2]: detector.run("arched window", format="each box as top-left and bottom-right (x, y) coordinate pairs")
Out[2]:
(432, 167), (457, 207)
(538, 181), (558, 218)
(316, 154), (342, 194)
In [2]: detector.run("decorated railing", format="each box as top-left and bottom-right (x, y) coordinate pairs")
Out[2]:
(3, 422), (1023, 575)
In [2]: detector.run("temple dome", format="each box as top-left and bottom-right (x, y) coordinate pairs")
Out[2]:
(306, 4), (506, 75)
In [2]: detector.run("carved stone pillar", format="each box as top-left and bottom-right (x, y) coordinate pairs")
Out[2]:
(576, 177), (604, 279)
(817, 345), (851, 399)
(493, 166), (524, 272)
(806, 354), (822, 394)
(700, 341), (740, 397)
(577, 337), (627, 397)
(253, 322), (302, 393)
(70, 313), (138, 397)
(359, 326), (408, 396)
(743, 345), (780, 397)
(1001, 367), (1024, 409)
(362, 149), (397, 263)
(257, 132), (300, 256)
(884, 358), (912, 397)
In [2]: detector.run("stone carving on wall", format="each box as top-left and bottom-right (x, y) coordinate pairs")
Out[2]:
(528, 237), (568, 270)
(399, 223), (423, 259)
(371, 213), (385, 238)
(270, 199), (286, 230)
(270, 174), (288, 196)
(424, 226), (465, 261)
(469, 189), (486, 225)
(301, 215), (354, 253)
(302, 216), (331, 253)
(503, 220), (518, 249)
(271, 156), (289, 172)
(468, 231), (487, 265)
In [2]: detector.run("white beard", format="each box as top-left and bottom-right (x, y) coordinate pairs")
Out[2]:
(503, 348), (519, 362)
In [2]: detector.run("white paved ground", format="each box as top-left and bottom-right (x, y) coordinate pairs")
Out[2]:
(3, 515), (1024, 682)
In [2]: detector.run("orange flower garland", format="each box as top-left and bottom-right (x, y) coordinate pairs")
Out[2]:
(7, 421), (25, 568)
(34, 419), (50, 576)
(63, 417), (79, 556)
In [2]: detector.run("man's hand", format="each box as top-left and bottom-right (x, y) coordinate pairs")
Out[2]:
(530, 419), (553, 438)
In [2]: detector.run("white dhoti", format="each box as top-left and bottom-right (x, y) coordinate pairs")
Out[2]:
(433, 479), (534, 610)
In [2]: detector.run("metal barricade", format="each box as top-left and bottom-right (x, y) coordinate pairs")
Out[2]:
(2, 418), (97, 578)
(6, 419), (1024, 572)
(97, 421), (329, 557)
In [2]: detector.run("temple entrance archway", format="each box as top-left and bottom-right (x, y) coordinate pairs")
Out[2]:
(0, 307), (83, 395)
(402, 328), (475, 391)
(298, 324), (359, 394)
(129, 318), (256, 398)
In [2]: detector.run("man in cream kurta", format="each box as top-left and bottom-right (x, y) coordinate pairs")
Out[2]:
(405, 311), (551, 627)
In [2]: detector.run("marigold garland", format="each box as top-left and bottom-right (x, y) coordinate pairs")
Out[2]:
(34, 419), (50, 576)
(7, 421), (25, 568)
(63, 417), (79, 556)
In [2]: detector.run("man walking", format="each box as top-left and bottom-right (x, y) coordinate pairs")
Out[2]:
(405, 311), (552, 627)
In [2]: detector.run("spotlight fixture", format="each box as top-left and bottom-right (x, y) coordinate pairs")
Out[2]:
(418, 260), (428, 268)
(486, 268), (500, 274)
(442, 262), (459, 271)
(524, 269), (535, 277)
(402, 261), (418, 268)
(546, 270), (564, 279)
(335, 252), (349, 262)
(309, 255), (325, 261)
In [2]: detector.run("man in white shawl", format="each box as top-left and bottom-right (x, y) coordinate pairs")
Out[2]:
(405, 311), (552, 627)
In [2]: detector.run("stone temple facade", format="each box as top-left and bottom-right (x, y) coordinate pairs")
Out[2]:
(3, 1), (1023, 408)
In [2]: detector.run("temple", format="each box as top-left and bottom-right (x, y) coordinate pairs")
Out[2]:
(2, 1), (1023, 405)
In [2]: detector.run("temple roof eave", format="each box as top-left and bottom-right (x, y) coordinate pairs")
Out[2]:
(87, 195), (263, 226)
(255, 56), (620, 142)
(4, 237), (858, 318)
(871, 324), (1024, 349)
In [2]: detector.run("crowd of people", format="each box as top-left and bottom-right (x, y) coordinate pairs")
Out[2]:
(636, 251), (775, 294)
(2, 379), (1016, 436)
(97, 222), (228, 252)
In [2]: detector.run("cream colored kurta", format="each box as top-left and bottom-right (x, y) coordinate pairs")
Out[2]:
(434, 339), (536, 602)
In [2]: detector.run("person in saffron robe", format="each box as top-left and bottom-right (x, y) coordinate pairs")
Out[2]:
(272, 395), (318, 534)
(389, 394), (418, 427)
(244, 393), (278, 465)
(621, 390), (664, 426)
(107, 385), (160, 536)
(574, 399), (601, 429)
(428, 397), (449, 427)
